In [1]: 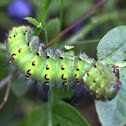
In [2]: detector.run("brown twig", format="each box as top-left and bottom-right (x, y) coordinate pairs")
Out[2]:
(44, 0), (108, 50)
(0, 82), (11, 110)
(0, 71), (17, 89)
(0, 71), (17, 110)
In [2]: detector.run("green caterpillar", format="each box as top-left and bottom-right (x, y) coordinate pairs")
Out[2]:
(6, 26), (120, 100)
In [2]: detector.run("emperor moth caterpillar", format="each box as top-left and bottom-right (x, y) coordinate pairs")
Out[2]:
(6, 26), (120, 100)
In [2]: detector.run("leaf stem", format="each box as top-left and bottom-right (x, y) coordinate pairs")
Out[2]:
(65, 39), (100, 45)
(33, 0), (53, 36)
(60, 0), (63, 32)
(43, 26), (48, 44)
(48, 88), (54, 126)
(44, 0), (108, 50)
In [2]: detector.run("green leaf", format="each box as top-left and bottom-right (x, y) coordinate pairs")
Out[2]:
(53, 101), (90, 126)
(95, 68), (126, 126)
(64, 1), (92, 26)
(14, 101), (90, 126)
(42, 18), (60, 48)
(46, 18), (60, 42)
(97, 26), (126, 61)
(0, 0), (11, 7)
(14, 104), (49, 126)
(0, 12), (12, 29)
(96, 25), (126, 126)
(24, 17), (40, 27)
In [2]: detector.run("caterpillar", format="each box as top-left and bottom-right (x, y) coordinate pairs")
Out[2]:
(6, 26), (121, 100)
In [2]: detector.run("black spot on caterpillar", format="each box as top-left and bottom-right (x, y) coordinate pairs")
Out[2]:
(6, 26), (121, 100)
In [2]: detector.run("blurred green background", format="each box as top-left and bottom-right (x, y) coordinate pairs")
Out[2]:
(0, 0), (126, 126)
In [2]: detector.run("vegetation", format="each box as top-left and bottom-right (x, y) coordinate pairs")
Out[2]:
(0, 0), (126, 126)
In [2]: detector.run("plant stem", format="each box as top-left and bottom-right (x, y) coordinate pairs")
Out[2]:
(44, 0), (108, 50)
(60, 39), (100, 49)
(33, 0), (53, 36)
(0, 71), (17, 89)
(48, 88), (53, 126)
(60, 0), (63, 32)
(66, 39), (100, 45)
(0, 82), (11, 110)
(43, 26), (48, 44)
